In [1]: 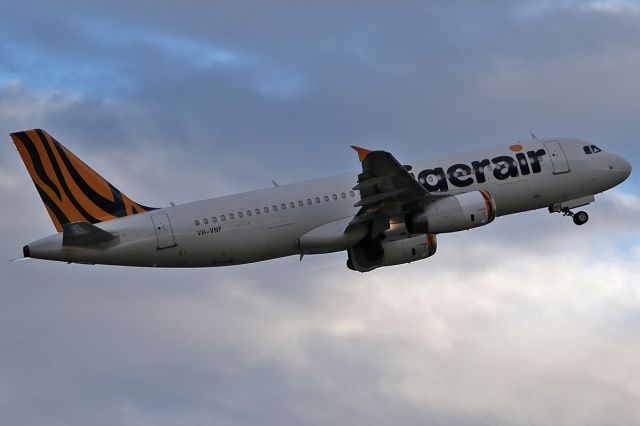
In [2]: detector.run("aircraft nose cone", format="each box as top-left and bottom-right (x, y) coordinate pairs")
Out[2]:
(610, 155), (632, 184)
(617, 156), (632, 180)
(621, 157), (632, 179)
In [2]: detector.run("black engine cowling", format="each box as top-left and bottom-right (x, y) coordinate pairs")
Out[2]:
(347, 234), (437, 273)
(407, 191), (495, 234)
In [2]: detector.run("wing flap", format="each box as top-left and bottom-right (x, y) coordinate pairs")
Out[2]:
(354, 188), (408, 207)
(352, 174), (395, 191)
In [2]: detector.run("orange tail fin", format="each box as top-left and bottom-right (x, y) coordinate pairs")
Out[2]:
(11, 129), (156, 232)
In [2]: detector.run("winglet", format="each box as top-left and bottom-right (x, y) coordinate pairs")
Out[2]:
(351, 146), (372, 161)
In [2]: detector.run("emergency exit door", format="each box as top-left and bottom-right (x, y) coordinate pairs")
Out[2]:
(151, 214), (177, 250)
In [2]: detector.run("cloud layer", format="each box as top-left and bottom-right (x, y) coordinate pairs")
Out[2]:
(1, 1), (639, 425)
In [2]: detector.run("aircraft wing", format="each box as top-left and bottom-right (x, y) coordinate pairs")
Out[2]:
(347, 146), (431, 230)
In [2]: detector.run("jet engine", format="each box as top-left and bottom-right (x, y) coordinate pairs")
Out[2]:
(347, 234), (437, 273)
(407, 191), (496, 234)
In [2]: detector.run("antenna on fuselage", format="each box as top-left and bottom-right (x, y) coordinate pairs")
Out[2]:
(272, 180), (279, 187)
(530, 132), (538, 139)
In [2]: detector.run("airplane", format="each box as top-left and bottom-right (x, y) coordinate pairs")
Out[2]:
(11, 129), (632, 272)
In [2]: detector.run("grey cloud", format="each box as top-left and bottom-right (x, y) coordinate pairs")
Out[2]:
(1, 1), (640, 425)
(2, 219), (640, 425)
(4, 1), (640, 179)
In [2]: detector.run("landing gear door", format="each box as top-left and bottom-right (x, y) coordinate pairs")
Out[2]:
(151, 214), (177, 250)
(544, 141), (570, 174)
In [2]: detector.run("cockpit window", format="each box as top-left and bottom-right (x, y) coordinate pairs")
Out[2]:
(583, 145), (602, 155)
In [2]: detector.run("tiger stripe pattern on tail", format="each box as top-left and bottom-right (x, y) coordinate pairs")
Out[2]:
(10, 129), (156, 231)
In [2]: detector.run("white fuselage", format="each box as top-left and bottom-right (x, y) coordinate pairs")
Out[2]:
(26, 138), (631, 267)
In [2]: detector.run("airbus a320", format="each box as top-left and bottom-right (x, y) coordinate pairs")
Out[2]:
(11, 129), (631, 272)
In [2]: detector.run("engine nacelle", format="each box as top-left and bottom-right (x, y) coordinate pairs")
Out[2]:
(347, 234), (437, 273)
(408, 191), (496, 234)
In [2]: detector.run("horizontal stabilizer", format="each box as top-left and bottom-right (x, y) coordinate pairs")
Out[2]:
(62, 221), (118, 247)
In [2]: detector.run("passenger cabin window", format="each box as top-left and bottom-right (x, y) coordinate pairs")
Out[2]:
(255, 208), (261, 215)
(265, 206), (271, 213)
(324, 195), (330, 202)
(272, 205), (278, 212)
(238, 212), (243, 218)
(246, 210), (251, 216)
(221, 215), (226, 221)
(349, 191), (355, 197)
(307, 198), (312, 205)
(298, 200), (304, 207)
(194, 220), (200, 226)
(203, 218), (209, 224)
(315, 197), (321, 204)
(333, 194), (338, 200)
(212, 217), (217, 223)
(229, 213), (235, 220)
(290, 202), (295, 208)
(341, 192), (346, 198)
(281, 203), (286, 210)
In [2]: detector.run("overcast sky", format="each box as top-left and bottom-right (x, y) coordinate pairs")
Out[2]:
(1, 1), (640, 425)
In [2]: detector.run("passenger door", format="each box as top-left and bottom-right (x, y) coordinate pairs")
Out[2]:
(544, 141), (570, 174)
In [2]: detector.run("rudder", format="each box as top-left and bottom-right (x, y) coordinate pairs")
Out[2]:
(11, 129), (156, 231)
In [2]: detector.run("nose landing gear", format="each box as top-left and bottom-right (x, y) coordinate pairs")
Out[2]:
(548, 196), (594, 226)
(561, 208), (589, 226)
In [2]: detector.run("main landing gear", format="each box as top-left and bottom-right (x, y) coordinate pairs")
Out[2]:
(561, 208), (589, 226)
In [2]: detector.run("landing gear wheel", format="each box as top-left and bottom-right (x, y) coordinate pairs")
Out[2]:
(573, 211), (589, 226)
